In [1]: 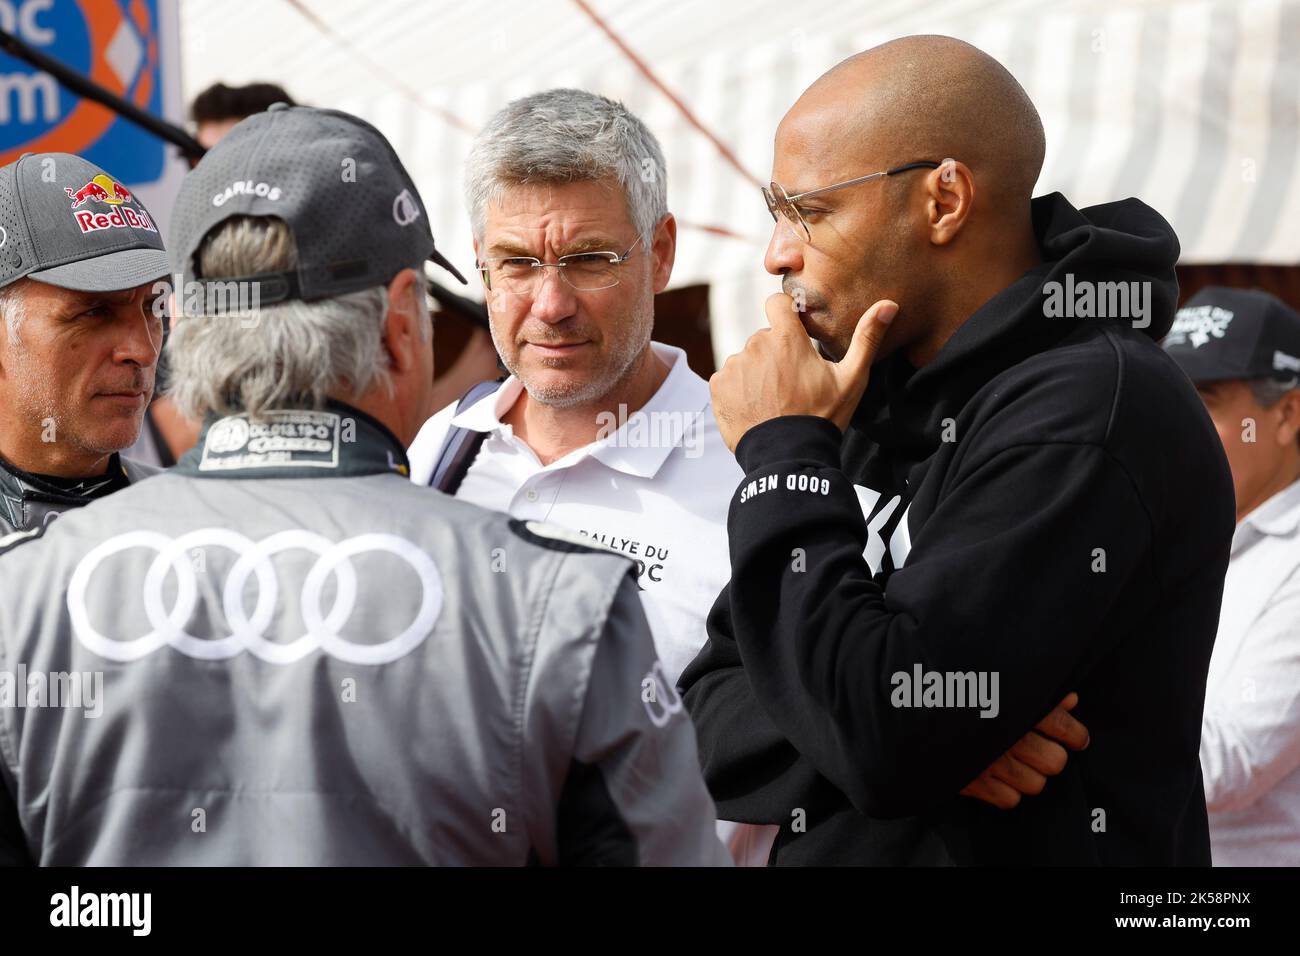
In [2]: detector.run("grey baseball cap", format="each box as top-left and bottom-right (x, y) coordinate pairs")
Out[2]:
(0, 152), (168, 292)
(170, 103), (466, 306)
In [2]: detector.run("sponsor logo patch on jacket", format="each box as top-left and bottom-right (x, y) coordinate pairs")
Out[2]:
(200, 410), (341, 471)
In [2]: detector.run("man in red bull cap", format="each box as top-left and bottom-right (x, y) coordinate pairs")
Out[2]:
(0, 152), (169, 545)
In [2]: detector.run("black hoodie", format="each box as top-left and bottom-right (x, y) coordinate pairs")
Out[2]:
(680, 193), (1235, 865)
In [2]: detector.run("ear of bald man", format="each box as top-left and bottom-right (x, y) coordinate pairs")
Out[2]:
(925, 159), (976, 247)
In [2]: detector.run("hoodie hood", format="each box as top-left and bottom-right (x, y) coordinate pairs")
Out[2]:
(848, 193), (1180, 472)
(1035, 192), (1181, 338)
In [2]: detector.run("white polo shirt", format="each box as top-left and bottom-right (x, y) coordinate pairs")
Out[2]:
(407, 342), (742, 686)
(1201, 477), (1300, 866)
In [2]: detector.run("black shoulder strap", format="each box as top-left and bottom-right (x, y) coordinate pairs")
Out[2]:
(429, 378), (504, 494)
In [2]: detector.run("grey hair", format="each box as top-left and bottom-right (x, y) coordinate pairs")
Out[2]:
(0, 281), (27, 344)
(1249, 376), (1300, 448)
(465, 88), (667, 245)
(167, 216), (427, 420)
(1249, 376), (1300, 408)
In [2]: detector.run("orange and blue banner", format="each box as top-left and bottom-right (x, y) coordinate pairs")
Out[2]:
(0, 0), (170, 183)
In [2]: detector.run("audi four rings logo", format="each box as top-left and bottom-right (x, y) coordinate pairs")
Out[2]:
(67, 529), (444, 665)
(392, 189), (421, 226)
(642, 660), (684, 727)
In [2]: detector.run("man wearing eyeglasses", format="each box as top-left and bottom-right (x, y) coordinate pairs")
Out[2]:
(409, 88), (769, 857)
(407, 89), (738, 694)
(682, 35), (1235, 865)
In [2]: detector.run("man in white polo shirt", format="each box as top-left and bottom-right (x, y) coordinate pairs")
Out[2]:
(407, 89), (739, 686)
(1165, 286), (1300, 866)
(408, 90), (770, 863)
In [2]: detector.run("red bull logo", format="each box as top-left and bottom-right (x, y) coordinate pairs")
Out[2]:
(65, 174), (133, 208)
(65, 174), (155, 235)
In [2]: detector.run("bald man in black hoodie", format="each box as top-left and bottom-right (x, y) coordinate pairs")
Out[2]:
(683, 35), (1235, 865)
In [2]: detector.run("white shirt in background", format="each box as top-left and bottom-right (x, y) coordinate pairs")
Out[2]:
(1201, 477), (1300, 866)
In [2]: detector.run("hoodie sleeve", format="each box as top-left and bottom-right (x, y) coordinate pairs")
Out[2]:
(701, 414), (1153, 820)
(680, 588), (825, 824)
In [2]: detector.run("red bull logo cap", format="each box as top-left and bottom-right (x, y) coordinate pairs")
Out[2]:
(170, 103), (467, 308)
(0, 152), (168, 292)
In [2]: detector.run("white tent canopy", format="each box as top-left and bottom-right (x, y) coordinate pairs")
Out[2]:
(181, 0), (1300, 362)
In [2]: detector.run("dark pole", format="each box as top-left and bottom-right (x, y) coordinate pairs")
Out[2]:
(1, 27), (487, 332)
(0, 26), (205, 161)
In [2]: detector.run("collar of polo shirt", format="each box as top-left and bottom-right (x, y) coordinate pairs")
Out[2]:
(449, 343), (711, 479)
(1235, 477), (1300, 546)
